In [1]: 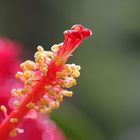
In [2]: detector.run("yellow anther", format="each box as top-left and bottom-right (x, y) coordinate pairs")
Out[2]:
(49, 101), (60, 109)
(13, 100), (20, 107)
(59, 80), (65, 87)
(15, 72), (23, 79)
(10, 118), (18, 123)
(40, 99), (47, 106)
(70, 64), (76, 70)
(26, 102), (35, 109)
(34, 51), (40, 58)
(0, 105), (7, 113)
(55, 94), (63, 102)
(64, 84), (70, 88)
(48, 90), (56, 96)
(21, 87), (29, 94)
(23, 70), (31, 78)
(36, 53), (43, 61)
(41, 63), (48, 68)
(71, 71), (80, 78)
(56, 71), (66, 78)
(20, 63), (26, 71)
(44, 51), (53, 57)
(51, 44), (59, 52)
(62, 90), (73, 97)
(9, 128), (17, 137)
(35, 52), (44, 64)
(64, 78), (76, 88)
(25, 79), (32, 85)
(11, 89), (18, 96)
(76, 65), (81, 70)
(15, 89), (24, 95)
(12, 89), (20, 96)
(72, 79), (76, 85)
(64, 65), (72, 75)
(24, 60), (36, 70)
(37, 53), (43, 60)
(46, 108), (52, 114)
(35, 58), (42, 64)
(37, 45), (44, 52)
(40, 108), (46, 113)
(41, 67), (48, 75)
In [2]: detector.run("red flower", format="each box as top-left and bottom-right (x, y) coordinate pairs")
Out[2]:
(0, 24), (92, 139)
(0, 37), (21, 121)
(8, 113), (66, 140)
(0, 37), (66, 140)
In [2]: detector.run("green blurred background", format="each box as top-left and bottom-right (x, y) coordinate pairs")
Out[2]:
(0, 0), (140, 140)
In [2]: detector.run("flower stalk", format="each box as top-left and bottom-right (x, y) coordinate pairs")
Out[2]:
(0, 24), (92, 139)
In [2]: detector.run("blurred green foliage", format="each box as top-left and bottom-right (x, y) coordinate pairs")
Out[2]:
(51, 102), (104, 140)
(0, 0), (140, 140)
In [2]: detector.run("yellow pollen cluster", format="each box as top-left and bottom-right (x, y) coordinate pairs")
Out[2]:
(12, 45), (81, 114)
(0, 105), (7, 113)
(9, 128), (17, 137)
(10, 118), (18, 123)
(0, 105), (8, 118)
